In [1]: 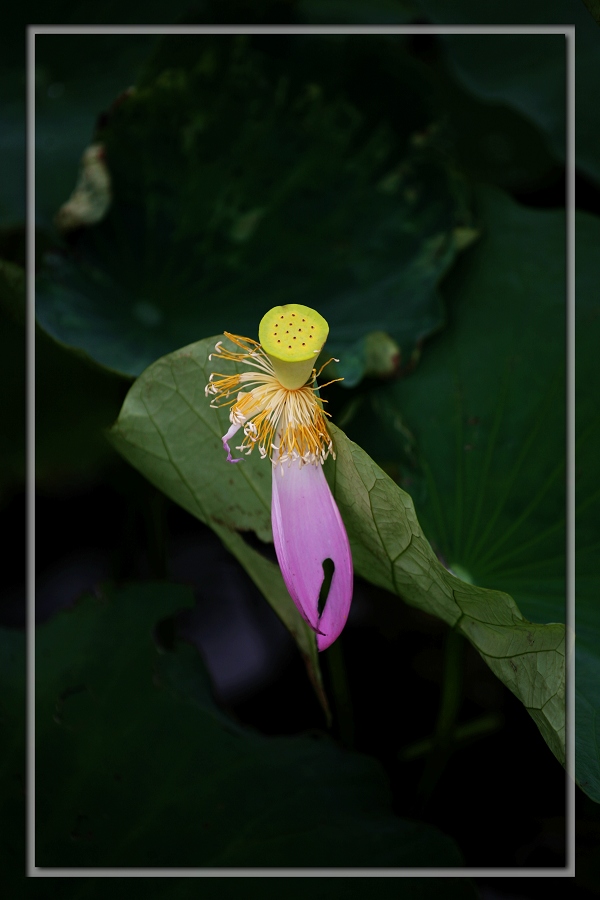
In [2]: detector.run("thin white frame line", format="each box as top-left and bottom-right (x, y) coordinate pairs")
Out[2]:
(31, 867), (573, 878)
(31, 24), (571, 35)
(28, 23), (576, 879)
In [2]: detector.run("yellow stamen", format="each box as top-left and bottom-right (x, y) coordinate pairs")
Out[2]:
(205, 329), (342, 465)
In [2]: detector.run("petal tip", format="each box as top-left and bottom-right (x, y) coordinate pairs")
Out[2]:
(223, 437), (243, 464)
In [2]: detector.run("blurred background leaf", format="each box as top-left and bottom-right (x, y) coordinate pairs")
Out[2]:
(29, 582), (468, 867)
(297, 0), (421, 23)
(0, 264), (26, 502)
(35, 33), (474, 384)
(0, 626), (25, 878)
(582, 0), (600, 26)
(416, 0), (600, 187)
(34, 34), (159, 231)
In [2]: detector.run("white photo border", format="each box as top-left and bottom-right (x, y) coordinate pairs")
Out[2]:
(27, 21), (576, 879)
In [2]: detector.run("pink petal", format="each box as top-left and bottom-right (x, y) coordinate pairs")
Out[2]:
(271, 459), (353, 651)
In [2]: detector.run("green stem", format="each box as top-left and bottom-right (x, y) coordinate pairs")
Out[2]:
(399, 713), (503, 762)
(326, 637), (354, 749)
(417, 628), (463, 808)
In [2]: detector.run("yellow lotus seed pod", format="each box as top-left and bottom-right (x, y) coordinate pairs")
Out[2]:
(259, 304), (329, 389)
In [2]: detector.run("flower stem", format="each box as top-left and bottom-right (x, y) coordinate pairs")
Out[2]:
(417, 627), (464, 808)
(326, 637), (355, 749)
(398, 713), (503, 762)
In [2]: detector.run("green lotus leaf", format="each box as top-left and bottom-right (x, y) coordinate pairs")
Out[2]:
(108, 321), (565, 770)
(345, 186), (598, 799)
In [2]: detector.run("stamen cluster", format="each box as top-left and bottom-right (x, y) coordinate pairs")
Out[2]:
(205, 333), (337, 465)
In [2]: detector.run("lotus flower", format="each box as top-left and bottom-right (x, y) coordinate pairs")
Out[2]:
(205, 304), (353, 650)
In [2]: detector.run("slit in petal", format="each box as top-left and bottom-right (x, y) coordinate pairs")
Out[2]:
(317, 558), (335, 619)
